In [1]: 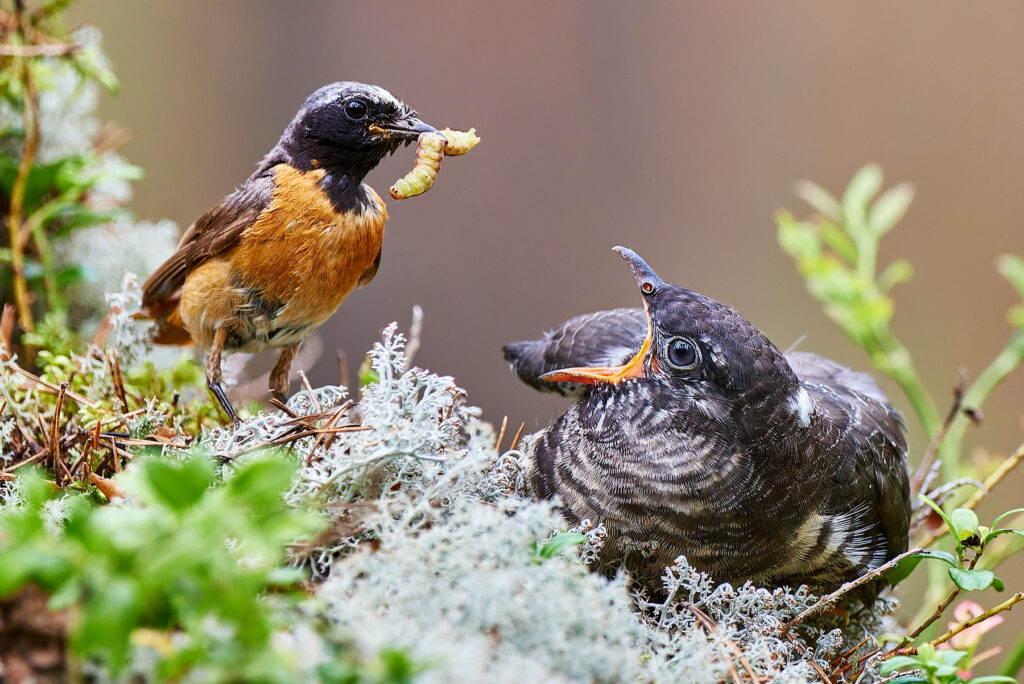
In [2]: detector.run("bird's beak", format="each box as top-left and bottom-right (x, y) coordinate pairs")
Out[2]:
(368, 115), (436, 142)
(540, 318), (653, 386)
(540, 245), (662, 386)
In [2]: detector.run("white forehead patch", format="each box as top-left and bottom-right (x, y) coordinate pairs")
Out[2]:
(789, 386), (814, 427)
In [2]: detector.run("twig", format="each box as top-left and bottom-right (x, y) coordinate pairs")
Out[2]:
(780, 548), (924, 634)
(910, 370), (964, 496)
(508, 422), (526, 452)
(907, 586), (960, 640)
(495, 415), (508, 453)
(50, 381), (67, 481)
(0, 41), (78, 56)
(306, 400), (354, 466)
(404, 305), (423, 371)
(929, 592), (1024, 649)
(317, 399), (355, 453)
(883, 592), (1024, 663)
(0, 304), (14, 361)
(297, 370), (321, 413)
(268, 397), (299, 418)
(783, 631), (833, 684)
(686, 604), (759, 683)
(337, 349), (348, 389)
(4, 4), (39, 335)
(106, 348), (128, 411)
(5, 361), (96, 407)
(918, 440), (1024, 549)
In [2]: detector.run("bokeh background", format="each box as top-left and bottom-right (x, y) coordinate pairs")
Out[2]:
(73, 0), (1024, 656)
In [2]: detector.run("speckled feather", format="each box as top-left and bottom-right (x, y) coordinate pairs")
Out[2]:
(508, 292), (910, 595)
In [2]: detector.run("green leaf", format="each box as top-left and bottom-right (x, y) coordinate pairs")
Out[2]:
(991, 507), (1024, 529)
(359, 366), (380, 387)
(877, 259), (914, 293)
(967, 677), (1018, 683)
(998, 254), (1024, 301)
(952, 508), (981, 543)
(226, 455), (296, 510)
(142, 456), (215, 512)
(777, 218), (821, 261)
(949, 567), (998, 592)
(884, 548), (958, 584)
(918, 494), (957, 541)
(878, 655), (924, 674)
(794, 181), (842, 220)
(818, 220), (858, 265)
(265, 567), (306, 587)
(842, 164), (884, 226)
(537, 532), (587, 560)
(868, 182), (915, 236)
(73, 577), (142, 670)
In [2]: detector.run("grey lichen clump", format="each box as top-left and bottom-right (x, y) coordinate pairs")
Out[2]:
(199, 324), (899, 682)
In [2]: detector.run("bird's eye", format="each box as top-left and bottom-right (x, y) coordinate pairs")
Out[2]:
(344, 99), (368, 121)
(666, 337), (699, 370)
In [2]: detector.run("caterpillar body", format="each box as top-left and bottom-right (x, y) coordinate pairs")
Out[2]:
(389, 128), (480, 200)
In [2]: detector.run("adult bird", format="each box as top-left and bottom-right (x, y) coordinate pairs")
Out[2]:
(504, 247), (911, 596)
(141, 82), (436, 421)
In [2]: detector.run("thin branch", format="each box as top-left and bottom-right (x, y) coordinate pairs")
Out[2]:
(686, 604), (757, 683)
(495, 415), (508, 453)
(918, 440), (1024, 549)
(0, 41), (77, 56)
(780, 548), (924, 634)
(508, 421), (526, 452)
(4, 359), (96, 407)
(910, 369), (964, 496)
(5, 12), (40, 335)
(929, 592), (1024, 649)
(884, 592), (1024, 662)
(404, 305), (423, 371)
(907, 586), (959, 640)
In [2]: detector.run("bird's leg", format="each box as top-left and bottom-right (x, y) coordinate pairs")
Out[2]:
(269, 344), (299, 404)
(206, 327), (238, 424)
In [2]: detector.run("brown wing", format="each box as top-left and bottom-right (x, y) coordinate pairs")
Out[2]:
(141, 175), (274, 316)
(790, 352), (911, 570)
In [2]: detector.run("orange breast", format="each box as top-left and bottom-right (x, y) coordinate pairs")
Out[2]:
(177, 165), (388, 352)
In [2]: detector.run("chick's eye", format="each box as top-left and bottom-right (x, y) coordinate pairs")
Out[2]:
(666, 338), (698, 370)
(344, 99), (368, 120)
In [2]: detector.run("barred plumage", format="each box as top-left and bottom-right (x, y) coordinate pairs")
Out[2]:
(506, 247), (910, 597)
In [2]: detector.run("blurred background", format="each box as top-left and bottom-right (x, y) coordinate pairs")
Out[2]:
(73, 0), (1024, 646)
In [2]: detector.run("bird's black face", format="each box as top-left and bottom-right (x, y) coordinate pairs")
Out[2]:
(287, 81), (435, 177)
(542, 247), (798, 412)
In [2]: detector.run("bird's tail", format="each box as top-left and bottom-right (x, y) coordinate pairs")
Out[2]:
(133, 295), (194, 346)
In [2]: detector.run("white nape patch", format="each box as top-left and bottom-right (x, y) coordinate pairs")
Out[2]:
(789, 387), (814, 427)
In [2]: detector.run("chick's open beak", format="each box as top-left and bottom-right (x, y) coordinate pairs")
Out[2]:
(540, 321), (653, 385)
(540, 245), (662, 386)
(369, 115), (436, 141)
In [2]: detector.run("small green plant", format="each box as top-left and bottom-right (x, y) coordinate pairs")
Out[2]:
(0, 453), (324, 677)
(778, 166), (1024, 681)
(880, 641), (1015, 684)
(531, 530), (588, 562)
(777, 165), (1024, 482)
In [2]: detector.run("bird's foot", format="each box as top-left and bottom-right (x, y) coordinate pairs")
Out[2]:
(208, 380), (239, 425)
